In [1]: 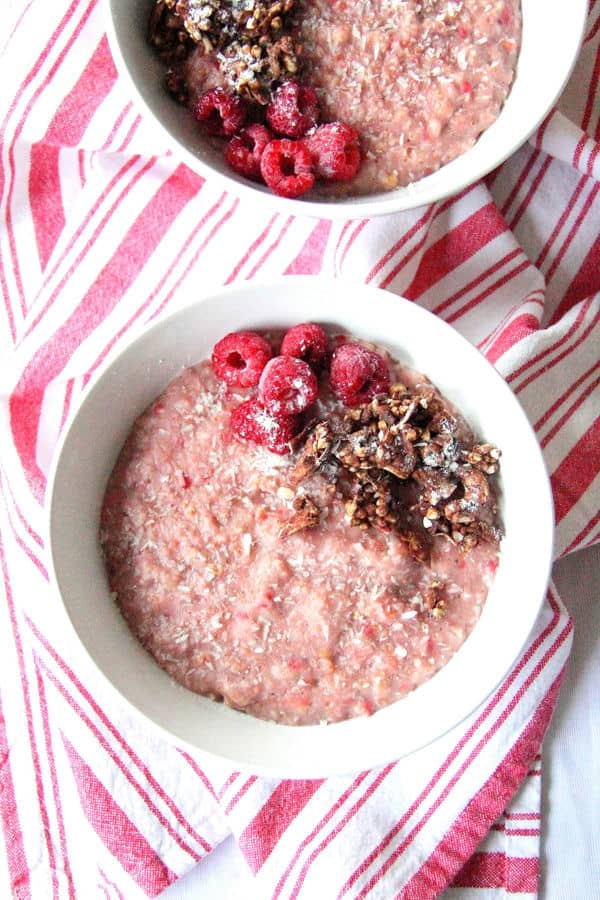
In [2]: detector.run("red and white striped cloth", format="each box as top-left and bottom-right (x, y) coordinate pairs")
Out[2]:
(1, 1), (599, 897)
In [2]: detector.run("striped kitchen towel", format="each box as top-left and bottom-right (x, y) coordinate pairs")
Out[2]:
(1, 0), (599, 897)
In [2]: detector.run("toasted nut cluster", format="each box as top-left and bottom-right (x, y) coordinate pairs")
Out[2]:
(288, 382), (502, 560)
(151, 0), (300, 104)
(279, 494), (320, 538)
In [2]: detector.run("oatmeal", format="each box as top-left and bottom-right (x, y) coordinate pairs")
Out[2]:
(149, 0), (521, 196)
(100, 332), (502, 725)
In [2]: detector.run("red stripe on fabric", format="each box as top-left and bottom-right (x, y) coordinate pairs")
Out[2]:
(404, 203), (506, 300)
(62, 737), (177, 896)
(217, 773), (240, 802)
(505, 812), (541, 821)
(238, 780), (323, 874)
(550, 232), (600, 324)
(178, 750), (218, 802)
(551, 418), (600, 523)
(245, 215), (294, 279)
(339, 219), (368, 271)
(340, 590), (564, 897)
(100, 102), (133, 152)
(0, 690), (31, 900)
(27, 618), (211, 854)
(148, 195), (239, 323)
(445, 260), (530, 325)
(34, 662), (76, 900)
(29, 143), (65, 271)
(1, 473), (43, 547)
(1, 495), (47, 579)
(563, 507), (600, 555)
(540, 373), (600, 449)
(365, 207), (434, 284)
(533, 359), (600, 434)
(115, 114), (142, 154)
(544, 183), (600, 286)
(3, 0), (35, 53)
(485, 312), (540, 364)
(224, 213), (278, 284)
(507, 296), (592, 385)
(500, 149), (542, 219)
(587, 140), (600, 174)
(25, 154), (151, 338)
(28, 36), (117, 269)
(514, 306), (600, 395)
(0, 532), (59, 898)
(272, 771), (371, 900)
(224, 776), (258, 816)
(509, 157), (553, 231)
(505, 827), (541, 837)
(573, 134), (588, 169)
(59, 378), (75, 434)
(450, 851), (539, 891)
(10, 164), (201, 501)
(535, 178), (587, 272)
(82, 192), (229, 382)
(334, 220), (353, 272)
(431, 247), (521, 317)
(38, 657), (206, 860)
(478, 290), (544, 355)
(287, 766), (395, 900)
(99, 868), (125, 900)
(376, 188), (478, 292)
(399, 671), (565, 900)
(3, 0), (98, 316)
(285, 219), (332, 274)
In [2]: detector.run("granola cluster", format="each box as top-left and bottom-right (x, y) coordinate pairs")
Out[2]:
(149, 0), (300, 104)
(285, 383), (502, 561)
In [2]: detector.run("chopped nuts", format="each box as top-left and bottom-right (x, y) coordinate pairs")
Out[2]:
(151, 0), (301, 104)
(279, 494), (321, 538)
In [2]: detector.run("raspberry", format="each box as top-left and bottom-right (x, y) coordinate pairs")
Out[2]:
(260, 139), (315, 198)
(211, 331), (272, 387)
(305, 123), (361, 182)
(225, 124), (272, 180)
(266, 81), (319, 138)
(193, 88), (246, 136)
(258, 356), (318, 414)
(330, 343), (390, 406)
(280, 323), (328, 370)
(231, 398), (300, 455)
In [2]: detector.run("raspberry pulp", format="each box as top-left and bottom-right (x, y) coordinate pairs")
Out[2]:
(266, 81), (319, 138)
(260, 140), (315, 198)
(231, 398), (300, 454)
(194, 88), (246, 136)
(280, 323), (329, 370)
(211, 331), (272, 387)
(305, 123), (361, 182)
(330, 343), (390, 406)
(225, 124), (272, 180)
(258, 356), (318, 414)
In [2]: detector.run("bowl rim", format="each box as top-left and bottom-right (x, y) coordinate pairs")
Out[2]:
(46, 276), (555, 777)
(102, 0), (589, 219)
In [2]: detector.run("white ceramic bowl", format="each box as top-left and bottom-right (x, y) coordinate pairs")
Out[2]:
(47, 278), (554, 777)
(104, 0), (587, 218)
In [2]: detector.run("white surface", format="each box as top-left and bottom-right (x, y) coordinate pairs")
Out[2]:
(158, 545), (600, 899)
(104, 0), (588, 219)
(47, 278), (553, 777)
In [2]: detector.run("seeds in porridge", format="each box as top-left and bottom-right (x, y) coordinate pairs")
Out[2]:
(100, 324), (503, 725)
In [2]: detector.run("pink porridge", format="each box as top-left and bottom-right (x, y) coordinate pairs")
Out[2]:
(100, 334), (502, 725)
(149, 0), (521, 196)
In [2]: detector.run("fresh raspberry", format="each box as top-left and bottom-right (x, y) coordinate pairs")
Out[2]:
(231, 398), (300, 455)
(211, 331), (272, 387)
(305, 122), (361, 182)
(225, 124), (272, 180)
(330, 343), (390, 406)
(266, 81), (319, 138)
(193, 88), (246, 136)
(258, 356), (318, 414)
(280, 323), (328, 370)
(260, 140), (315, 198)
